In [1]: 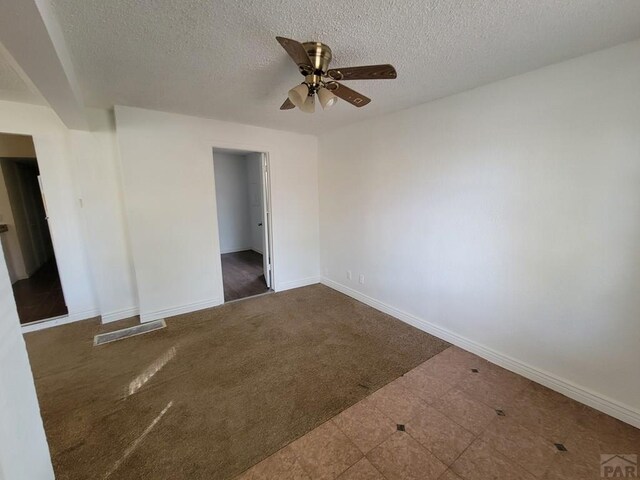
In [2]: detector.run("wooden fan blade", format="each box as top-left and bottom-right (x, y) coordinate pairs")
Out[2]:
(280, 98), (295, 110)
(328, 82), (371, 107)
(276, 37), (314, 72)
(327, 64), (397, 81)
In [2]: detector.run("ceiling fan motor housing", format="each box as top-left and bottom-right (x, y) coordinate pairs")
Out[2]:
(301, 42), (332, 75)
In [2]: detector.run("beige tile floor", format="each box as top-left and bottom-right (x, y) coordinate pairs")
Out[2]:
(236, 346), (640, 480)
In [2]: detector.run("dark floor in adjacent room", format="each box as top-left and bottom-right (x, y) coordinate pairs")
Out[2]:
(24, 284), (450, 480)
(221, 250), (270, 302)
(13, 259), (67, 324)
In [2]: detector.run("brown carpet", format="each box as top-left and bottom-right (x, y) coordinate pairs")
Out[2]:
(25, 284), (449, 479)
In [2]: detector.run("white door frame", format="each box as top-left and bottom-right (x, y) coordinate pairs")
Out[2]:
(260, 152), (273, 289)
(210, 143), (276, 299)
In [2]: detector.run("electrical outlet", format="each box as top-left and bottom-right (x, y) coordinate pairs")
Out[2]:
(346, 270), (352, 280)
(359, 274), (365, 284)
(323, 267), (329, 276)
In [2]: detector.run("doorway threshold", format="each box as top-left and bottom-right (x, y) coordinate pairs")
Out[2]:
(21, 314), (83, 334)
(223, 289), (274, 305)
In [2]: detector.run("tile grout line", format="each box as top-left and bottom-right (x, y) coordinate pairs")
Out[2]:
(330, 405), (394, 479)
(411, 352), (569, 478)
(290, 348), (459, 478)
(396, 352), (532, 477)
(365, 354), (480, 472)
(262, 348), (460, 479)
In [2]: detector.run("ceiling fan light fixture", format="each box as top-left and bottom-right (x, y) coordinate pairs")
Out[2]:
(277, 36), (397, 113)
(299, 93), (315, 113)
(317, 86), (338, 109)
(288, 83), (309, 108)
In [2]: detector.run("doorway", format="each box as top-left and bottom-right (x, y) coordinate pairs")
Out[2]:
(0, 133), (67, 324)
(213, 148), (273, 302)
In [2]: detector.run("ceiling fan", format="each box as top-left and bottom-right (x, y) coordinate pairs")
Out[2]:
(276, 36), (397, 113)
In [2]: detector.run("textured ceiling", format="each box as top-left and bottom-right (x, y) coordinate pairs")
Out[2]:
(50, 0), (640, 134)
(0, 44), (46, 105)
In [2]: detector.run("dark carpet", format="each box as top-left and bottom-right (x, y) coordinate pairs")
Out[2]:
(25, 284), (450, 479)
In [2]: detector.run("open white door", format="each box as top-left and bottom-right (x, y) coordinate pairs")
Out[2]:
(261, 153), (272, 288)
(37, 175), (48, 218)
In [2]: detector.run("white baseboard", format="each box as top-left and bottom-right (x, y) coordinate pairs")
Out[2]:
(220, 247), (253, 254)
(21, 307), (100, 334)
(321, 277), (640, 429)
(101, 306), (140, 324)
(276, 276), (321, 292)
(140, 297), (223, 323)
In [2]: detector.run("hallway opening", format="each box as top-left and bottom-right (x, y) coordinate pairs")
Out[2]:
(213, 148), (273, 302)
(0, 133), (67, 324)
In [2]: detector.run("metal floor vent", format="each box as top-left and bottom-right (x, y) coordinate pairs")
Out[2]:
(94, 320), (166, 346)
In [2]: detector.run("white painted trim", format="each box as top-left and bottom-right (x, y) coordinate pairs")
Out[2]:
(140, 297), (223, 323)
(321, 277), (640, 429)
(21, 308), (99, 333)
(260, 152), (273, 290)
(220, 246), (253, 254)
(101, 306), (139, 324)
(276, 276), (320, 292)
(222, 247), (252, 254)
(69, 308), (101, 321)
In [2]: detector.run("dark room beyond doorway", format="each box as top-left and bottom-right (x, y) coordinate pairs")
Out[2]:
(0, 133), (67, 324)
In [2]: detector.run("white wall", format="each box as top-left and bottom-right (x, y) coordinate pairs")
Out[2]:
(0, 100), (98, 320)
(319, 40), (640, 425)
(115, 106), (320, 321)
(69, 109), (138, 322)
(213, 152), (252, 254)
(247, 153), (265, 254)
(0, 234), (54, 479)
(0, 101), (138, 325)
